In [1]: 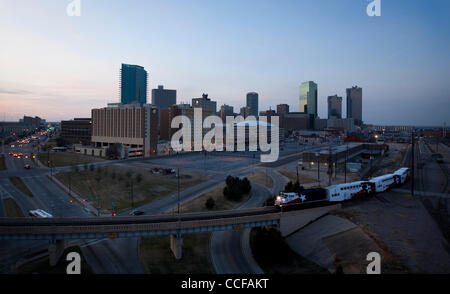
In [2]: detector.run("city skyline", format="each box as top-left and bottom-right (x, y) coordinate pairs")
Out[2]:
(1, 0), (449, 126)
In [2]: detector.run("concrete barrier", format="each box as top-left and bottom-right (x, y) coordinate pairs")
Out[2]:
(279, 204), (341, 237)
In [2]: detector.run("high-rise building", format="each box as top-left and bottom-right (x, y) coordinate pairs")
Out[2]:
(246, 92), (259, 117)
(120, 63), (148, 106)
(276, 104), (290, 129)
(299, 81), (318, 117)
(219, 104), (234, 121)
(327, 95), (342, 119)
(346, 86), (362, 125)
(160, 104), (213, 148)
(192, 93), (217, 113)
(240, 106), (252, 118)
(91, 103), (158, 157)
(151, 85), (176, 110)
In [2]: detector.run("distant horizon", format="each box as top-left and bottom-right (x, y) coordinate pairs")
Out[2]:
(1, 0), (449, 125)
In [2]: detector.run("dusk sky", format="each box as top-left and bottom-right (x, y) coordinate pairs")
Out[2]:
(0, 0), (449, 126)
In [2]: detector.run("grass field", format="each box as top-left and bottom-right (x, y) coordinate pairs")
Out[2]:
(140, 181), (250, 274)
(176, 184), (250, 213)
(9, 177), (34, 197)
(55, 164), (210, 213)
(2, 197), (24, 217)
(38, 152), (104, 167)
(249, 171), (273, 188)
(0, 156), (6, 170)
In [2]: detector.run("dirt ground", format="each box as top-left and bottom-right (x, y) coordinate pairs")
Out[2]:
(332, 191), (450, 273)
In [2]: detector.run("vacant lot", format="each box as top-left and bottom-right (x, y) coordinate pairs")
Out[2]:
(249, 171), (273, 188)
(39, 152), (104, 167)
(140, 181), (250, 274)
(9, 177), (34, 197)
(177, 184), (250, 213)
(277, 169), (317, 185)
(3, 198), (24, 217)
(55, 164), (209, 213)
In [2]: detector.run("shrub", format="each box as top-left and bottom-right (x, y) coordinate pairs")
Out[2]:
(223, 175), (252, 201)
(205, 197), (215, 210)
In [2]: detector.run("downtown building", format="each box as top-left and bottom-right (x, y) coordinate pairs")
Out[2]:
(246, 92), (259, 117)
(299, 81), (318, 117)
(346, 86), (363, 125)
(159, 103), (214, 144)
(219, 104), (234, 121)
(192, 93), (217, 114)
(151, 85), (176, 110)
(328, 95), (343, 119)
(60, 118), (92, 145)
(120, 63), (148, 106)
(79, 102), (158, 158)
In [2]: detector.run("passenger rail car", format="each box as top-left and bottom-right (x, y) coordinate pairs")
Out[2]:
(275, 167), (409, 208)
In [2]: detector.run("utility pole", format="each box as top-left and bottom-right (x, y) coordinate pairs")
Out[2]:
(177, 168), (180, 216)
(316, 152), (320, 187)
(296, 165), (299, 184)
(344, 144), (348, 183)
(411, 129), (415, 198)
(328, 146), (332, 186)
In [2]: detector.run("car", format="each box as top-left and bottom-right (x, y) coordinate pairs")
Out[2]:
(129, 210), (144, 216)
(8, 152), (13, 155)
(24, 164), (31, 169)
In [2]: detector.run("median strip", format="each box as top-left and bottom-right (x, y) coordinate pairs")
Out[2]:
(8, 177), (34, 198)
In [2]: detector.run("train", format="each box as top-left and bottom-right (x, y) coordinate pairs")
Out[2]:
(274, 167), (410, 207)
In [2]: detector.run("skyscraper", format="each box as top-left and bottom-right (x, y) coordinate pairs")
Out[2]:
(346, 86), (362, 125)
(246, 92), (259, 117)
(327, 95), (342, 119)
(151, 85), (176, 110)
(219, 104), (234, 121)
(192, 93), (217, 113)
(299, 81), (318, 117)
(120, 64), (148, 106)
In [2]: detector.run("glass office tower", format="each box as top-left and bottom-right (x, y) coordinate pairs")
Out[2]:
(120, 64), (147, 106)
(246, 92), (259, 117)
(299, 81), (318, 117)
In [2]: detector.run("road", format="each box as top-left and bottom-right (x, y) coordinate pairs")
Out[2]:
(0, 137), (308, 274)
(210, 168), (289, 274)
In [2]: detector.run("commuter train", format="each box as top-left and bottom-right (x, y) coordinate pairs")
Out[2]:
(274, 167), (410, 207)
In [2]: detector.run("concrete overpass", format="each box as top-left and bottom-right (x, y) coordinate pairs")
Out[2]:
(0, 204), (340, 265)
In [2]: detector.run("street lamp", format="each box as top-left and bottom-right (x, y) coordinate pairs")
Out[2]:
(315, 152), (320, 187)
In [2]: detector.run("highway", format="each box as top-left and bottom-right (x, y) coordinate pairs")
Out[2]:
(210, 168), (289, 274)
(0, 137), (328, 274)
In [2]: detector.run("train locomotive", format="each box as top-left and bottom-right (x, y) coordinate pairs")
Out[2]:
(274, 167), (410, 208)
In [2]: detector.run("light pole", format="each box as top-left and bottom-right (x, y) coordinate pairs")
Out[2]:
(315, 152), (320, 187)
(177, 168), (181, 221)
(345, 144), (348, 183)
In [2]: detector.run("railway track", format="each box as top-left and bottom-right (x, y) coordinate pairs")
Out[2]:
(424, 141), (449, 195)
